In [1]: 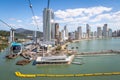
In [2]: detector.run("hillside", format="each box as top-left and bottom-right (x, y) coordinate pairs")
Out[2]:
(15, 28), (43, 38)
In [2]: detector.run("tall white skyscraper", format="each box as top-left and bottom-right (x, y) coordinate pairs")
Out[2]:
(61, 30), (66, 41)
(43, 8), (54, 41)
(103, 24), (108, 38)
(77, 26), (82, 39)
(64, 25), (68, 39)
(97, 27), (102, 38)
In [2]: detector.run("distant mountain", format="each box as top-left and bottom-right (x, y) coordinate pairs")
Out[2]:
(16, 28), (33, 34)
(15, 28), (43, 38)
(15, 28), (26, 33)
(0, 28), (43, 39)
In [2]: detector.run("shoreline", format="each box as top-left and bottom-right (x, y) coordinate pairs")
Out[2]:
(70, 37), (120, 44)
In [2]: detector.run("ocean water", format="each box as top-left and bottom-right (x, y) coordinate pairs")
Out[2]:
(0, 38), (120, 80)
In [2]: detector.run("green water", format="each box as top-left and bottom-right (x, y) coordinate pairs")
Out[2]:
(0, 38), (120, 80)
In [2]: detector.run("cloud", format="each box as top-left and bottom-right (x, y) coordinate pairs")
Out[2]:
(54, 6), (120, 32)
(90, 14), (112, 22)
(83, 6), (112, 17)
(90, 10), (120, 23)
(32, 16), (40, 20)
(17, 20), (22, 23)
(9, 18), (16, 21)
(55, 6), (120, 27)
(31, 16), (43, 29)
(54, 6), (113, 25)
(55, 6), (112, 19)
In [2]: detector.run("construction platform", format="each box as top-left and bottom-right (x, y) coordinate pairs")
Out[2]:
(15, 71), (120, 78)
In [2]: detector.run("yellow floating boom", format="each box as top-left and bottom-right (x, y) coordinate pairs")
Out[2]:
(15, 71), (120, 78)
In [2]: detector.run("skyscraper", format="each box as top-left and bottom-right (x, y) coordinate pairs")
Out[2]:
(55, 23), (59, 39)
(86, 24), (91, 38)
(75, 30), (78, 40)
(43, 8), (54, 41)
(112, 31), (117, 37)
(51, 22), (55, 39)
(94, 31), (97, 38)
(77, 26), (82, 39)
(103, 24), (108, 38)
(64, 25), (68, 39)
(97, 27), (102, 38)
(61, 29), (65, 41)
(108, 28), (112, 37)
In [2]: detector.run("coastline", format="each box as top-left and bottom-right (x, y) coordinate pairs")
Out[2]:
(72, 37), (120, 43)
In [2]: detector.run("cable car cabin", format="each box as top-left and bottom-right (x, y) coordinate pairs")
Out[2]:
(11, 42), (22, 54)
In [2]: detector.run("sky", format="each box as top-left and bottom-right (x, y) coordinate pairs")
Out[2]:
(0, 0), (120, 32)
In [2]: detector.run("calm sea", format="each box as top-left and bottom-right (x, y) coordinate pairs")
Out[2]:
(0, 38), (120, 80)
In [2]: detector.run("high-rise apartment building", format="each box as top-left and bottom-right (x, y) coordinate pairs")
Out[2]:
(103, 24), (108, 38)
(86, 24), (91, 38)
(64, 25), (68, 39)
(61, 30), (66, 41)
(94, 31), (97, 38)
(97, 27), (102, 38)
(55, 23), (59, 39)
(108, 28), (112, 37)
(77, 26), (82, 39)
(43, 8), (54, 41)
(75, 30), (78, 40)
(51, 22), (55, 39)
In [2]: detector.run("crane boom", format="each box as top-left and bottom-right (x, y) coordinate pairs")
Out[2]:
(27, 0), (39, 44)
(28, 0), (39, 30)
(47, 0), (50, 9)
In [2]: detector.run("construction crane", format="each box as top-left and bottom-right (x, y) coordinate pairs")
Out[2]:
(0, 19), (15, 43)
(47, 0), (50, 9)
(27, 0), (39, 44)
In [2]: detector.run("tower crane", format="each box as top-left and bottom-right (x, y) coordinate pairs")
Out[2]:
(27, 0), (39, 44)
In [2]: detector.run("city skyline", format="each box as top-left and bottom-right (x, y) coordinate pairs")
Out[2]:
(0, 0), (120, 32)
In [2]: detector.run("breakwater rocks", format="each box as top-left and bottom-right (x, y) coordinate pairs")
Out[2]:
(77, 50), (120, 55)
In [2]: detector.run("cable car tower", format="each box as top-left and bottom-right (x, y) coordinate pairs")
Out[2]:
(0, 19), (15, 43)
(0, 19), (22, 54)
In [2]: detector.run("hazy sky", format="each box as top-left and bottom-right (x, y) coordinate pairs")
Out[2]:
(0, 0), (120, 32)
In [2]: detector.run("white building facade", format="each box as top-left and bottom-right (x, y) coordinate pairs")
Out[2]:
(43, 8), (54, 41)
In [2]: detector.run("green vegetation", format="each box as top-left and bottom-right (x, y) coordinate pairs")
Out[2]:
(0, 44), (8, 52)
(0, 38), (8, 52)
(0, 30), (9, 52)
(0, 30), (9, 37)
(56, 45), (62, 51)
